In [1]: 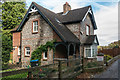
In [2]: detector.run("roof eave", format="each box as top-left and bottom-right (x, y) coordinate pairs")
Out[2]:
(62, 20), (82, 24)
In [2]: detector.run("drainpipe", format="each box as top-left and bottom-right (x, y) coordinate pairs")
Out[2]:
(20, 32), (22, 67)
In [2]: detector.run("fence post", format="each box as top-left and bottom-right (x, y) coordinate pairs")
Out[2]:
(58, 60), (62, 79)
(28, 71), (32, 80)
(81, 56), (84, 73)
(81, 45), (84, 73)
(105, 56), (108, 66)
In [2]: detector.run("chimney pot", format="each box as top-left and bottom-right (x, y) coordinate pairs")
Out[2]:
(63, 2), (71, 14)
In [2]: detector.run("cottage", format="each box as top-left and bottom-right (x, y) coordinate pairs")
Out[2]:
(11, 2), (99, 67)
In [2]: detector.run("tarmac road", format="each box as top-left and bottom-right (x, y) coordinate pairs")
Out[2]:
(94, 59), (120, 79)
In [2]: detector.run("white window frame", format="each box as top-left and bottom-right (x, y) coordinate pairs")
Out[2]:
(25, 47), (30, 56)
(33, 21), (38, 32)
(18, 47), (20, 56)
(86, 25), (89, 35)
(85, 46), (96, 58)
(43, 52), (47, 59)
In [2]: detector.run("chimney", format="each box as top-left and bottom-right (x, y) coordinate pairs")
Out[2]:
(63, 2), (71, 14)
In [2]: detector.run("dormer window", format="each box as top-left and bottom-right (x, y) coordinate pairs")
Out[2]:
(32, 20), (38, 33)
(86, 25), (90, 35)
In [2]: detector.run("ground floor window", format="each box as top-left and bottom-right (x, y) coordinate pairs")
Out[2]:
(85, 46), (97, 58)
(18, 47), (20, 56)
(25, 47), (30, 56)
(86, 49), (91, 57)
(43, 52), (47, 59)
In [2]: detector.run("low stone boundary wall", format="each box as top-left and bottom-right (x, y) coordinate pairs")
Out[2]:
(84, 55), (120, 73)
(107, 55), (120, 66)
(85, 66), (104, 73)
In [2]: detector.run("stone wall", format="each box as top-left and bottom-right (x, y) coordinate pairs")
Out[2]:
(65, 14), (94, 42)
(65, 23), (80, 39)
(41, 48), (53, 65)
(80, 15), (94, 41)
(21, 12), (54, 67)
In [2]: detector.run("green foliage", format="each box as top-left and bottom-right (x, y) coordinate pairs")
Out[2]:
(98, 40), (120, 50)
(31, 40), (55, 63)
(2, 2), (26, 30)
(113, 45), (119, 49)
(2, 72), (28, 79)
(2, 30), (12, 69)
(104, 55), (113, 61)
(1, 2), (26, 70)
(85, 61), (101, 68)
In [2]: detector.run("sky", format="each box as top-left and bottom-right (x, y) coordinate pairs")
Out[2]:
(26, 0), (119, 46)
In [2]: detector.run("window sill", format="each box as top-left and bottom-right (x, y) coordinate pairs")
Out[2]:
(25, 55), (30, 57)
(85, 57), (96, 59)
(32, 32), (38, 34)
(43, 59), (47, 61)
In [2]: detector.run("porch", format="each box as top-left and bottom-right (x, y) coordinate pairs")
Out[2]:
(53, 42), (80, 62)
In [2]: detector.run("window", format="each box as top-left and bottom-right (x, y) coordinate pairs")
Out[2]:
(43, 52), (47, 59)
(85, 46), (97, 58)
(25, 47), (30, 56)
(86, 25), (90, 35)
(86, 49), (91, 57)
(33, 20), (38, 32)
(18, 47), (20, 56)
(92, 49), (95, 57)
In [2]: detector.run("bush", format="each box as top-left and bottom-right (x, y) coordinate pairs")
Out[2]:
(2, 63), (8, 70)
(85, 61), (101, 68)
(104, 55), (113, 61)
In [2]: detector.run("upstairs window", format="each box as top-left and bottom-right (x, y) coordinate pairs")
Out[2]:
(86, 25), (90, 35)
(33, 20), (38, 33)
(25, 47), (30, 56)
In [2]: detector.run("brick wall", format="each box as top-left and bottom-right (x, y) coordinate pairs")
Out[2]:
(13, 47), (20, 63)
(13, 32), (21, 47)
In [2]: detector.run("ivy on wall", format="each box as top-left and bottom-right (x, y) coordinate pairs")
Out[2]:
(31, 40), (55, 63)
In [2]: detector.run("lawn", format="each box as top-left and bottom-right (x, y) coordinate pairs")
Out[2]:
(1, 72), (28, 80)
(0, 68), (19, 73)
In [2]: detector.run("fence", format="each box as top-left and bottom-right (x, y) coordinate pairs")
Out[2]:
(98, 48), (120, 57)
(0, 58), (82, 79)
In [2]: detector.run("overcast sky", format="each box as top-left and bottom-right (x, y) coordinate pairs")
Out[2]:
(26, 0), (119, 46)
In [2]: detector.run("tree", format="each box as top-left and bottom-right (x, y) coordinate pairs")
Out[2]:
(1, 2), (26, 69)
(2, 30), (12, 63)
(0, 1), (2, 28)
(2, 2), (26, 30)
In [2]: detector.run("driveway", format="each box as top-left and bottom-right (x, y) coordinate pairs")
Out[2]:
(94, 59), (120, 79)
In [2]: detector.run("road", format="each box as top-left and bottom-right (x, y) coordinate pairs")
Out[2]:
(94, 59), (120, 79)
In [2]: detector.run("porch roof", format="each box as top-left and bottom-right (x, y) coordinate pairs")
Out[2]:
(81, 35), (99, 45)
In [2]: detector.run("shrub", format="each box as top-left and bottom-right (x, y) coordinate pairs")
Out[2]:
(85, 61), (101, 68)
(31, 40), (55, 64)
(104, 55), (113, 61)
